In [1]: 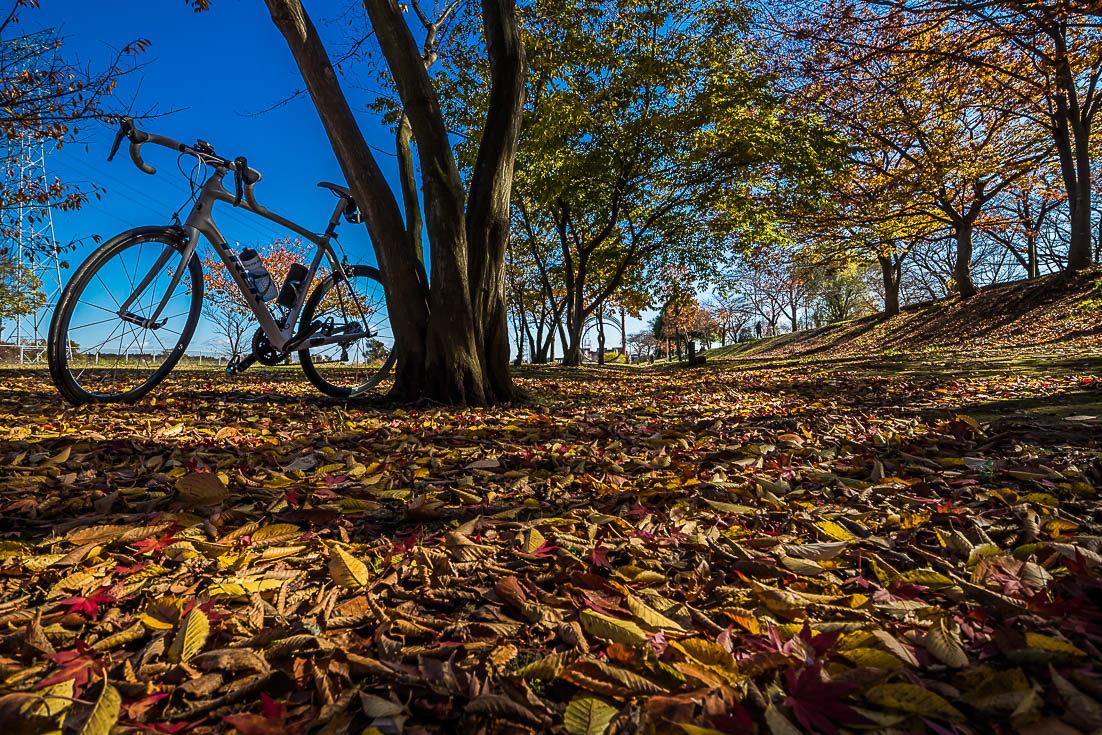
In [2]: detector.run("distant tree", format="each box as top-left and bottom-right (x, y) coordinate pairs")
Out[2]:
(0, 253), (44, 339)
(706, 292), (753, 346)
(799, 11), (1048, 298)
(627, 330), (658, 359)
(870, 0), (1102, 272)
(987, 168), (1065, 280)
(0, 4), (147, 254)
(480, 0), (840, 366)
(806, 259), (879, 325)
(199, 237), (313, 357)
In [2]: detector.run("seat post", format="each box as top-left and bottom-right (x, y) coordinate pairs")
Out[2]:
(324, 197), (348, 237)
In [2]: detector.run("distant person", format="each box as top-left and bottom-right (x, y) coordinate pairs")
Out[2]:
(755, 322), (763, 339)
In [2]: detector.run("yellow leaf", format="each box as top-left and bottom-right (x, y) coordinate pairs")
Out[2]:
(579, 609), (647, 646)
(1024, 632), (1086, 658)
(34, 678), (74, 718)
(924, 617), (969, 668)
(624, 593), (685, 633)
(139, 597), (183, 631)
(563, 696), (616, 735)
(251, 523), (301, 545)
(865, 683), (964, 720)
(514, 650), (577, 681)
(816, 520), (853, 542)
(78, 680), (120, 735)
(44, 445), (72, 466)
(840, 647), (904, 670)
(522, 527), (546, 553)
(897, 569), (955, 588)
(167, 607), (209, 663)
(329, 546), (370, 588)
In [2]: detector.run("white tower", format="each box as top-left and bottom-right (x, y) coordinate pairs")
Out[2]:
(1, 29), (63, 353)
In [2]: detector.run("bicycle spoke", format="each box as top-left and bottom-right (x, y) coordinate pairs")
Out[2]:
(55, 235), (199, 400)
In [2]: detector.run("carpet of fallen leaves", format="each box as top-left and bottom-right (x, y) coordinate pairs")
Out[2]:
(1, 362), (1101, 735)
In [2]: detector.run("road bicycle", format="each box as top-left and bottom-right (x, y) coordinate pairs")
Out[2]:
(47, 117), (395, 405)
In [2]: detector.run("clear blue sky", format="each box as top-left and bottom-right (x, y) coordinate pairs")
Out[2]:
(36, 0), (389, 261)
(16, 0), (648, 356)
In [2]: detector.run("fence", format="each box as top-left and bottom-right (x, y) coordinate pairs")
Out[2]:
(0, 343), (228, 366)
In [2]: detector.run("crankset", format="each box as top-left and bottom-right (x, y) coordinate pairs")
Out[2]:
(252, 327), (289, 365)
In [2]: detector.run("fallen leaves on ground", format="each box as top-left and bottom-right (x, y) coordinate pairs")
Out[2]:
(0, 362), (1099, 734)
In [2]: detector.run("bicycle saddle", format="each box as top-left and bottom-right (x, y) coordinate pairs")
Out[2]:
(318, 182), (362, 223)
(318, 181), (353, 200)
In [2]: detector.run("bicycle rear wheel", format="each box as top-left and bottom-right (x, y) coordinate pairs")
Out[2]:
(48, 225), (203, 405)
(297, 265), (394, 398)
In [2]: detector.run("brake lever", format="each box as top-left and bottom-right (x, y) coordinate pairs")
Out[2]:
(107, 125), (126, 162)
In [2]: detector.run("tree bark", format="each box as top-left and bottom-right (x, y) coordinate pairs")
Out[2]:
(596, 309), (605, 365)
(1049, 68), (1094, 272)
(620, 307), (626, 358)
(1096, 212), (1102, 265)
(563, 320), (583, 366)
(266, 0), (525, 404)
(264, 0), (429, 389)
(878, 254), (900, 316)
(954, 223), (977, 298)
(395, 113), (427, 276)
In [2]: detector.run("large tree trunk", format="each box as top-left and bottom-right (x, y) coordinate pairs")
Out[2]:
(1027, 234), (1039, 279)
(1096, 213), (1102, 265)
(596, 311), (606, 365)
(620, 307), (626, 358)
(264, 0), (428, 388)
(265, 0), (524, 404)
(954, 223), (977, 298)
(878, 254), (900, 316)
(1051, 83), (1093, 272)
(1067, 182), (1092, 270)
(563, 320), (584, 366)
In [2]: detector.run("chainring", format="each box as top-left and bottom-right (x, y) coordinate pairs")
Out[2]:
(251, 328), (288, 366)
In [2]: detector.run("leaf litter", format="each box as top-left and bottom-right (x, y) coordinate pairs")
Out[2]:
(0, 363), (1099, 734)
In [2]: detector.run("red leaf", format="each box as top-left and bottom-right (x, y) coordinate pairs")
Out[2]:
(784, 664), (866, 735)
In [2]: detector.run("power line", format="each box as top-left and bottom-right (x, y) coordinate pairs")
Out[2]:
(50, 145), (290, 245)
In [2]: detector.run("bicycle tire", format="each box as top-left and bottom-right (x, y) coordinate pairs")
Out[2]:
(48, 225), (204, 405)
(297, 264), (395, 398)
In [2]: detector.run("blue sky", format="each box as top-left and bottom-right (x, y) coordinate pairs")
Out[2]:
(15, 0), (647, 356)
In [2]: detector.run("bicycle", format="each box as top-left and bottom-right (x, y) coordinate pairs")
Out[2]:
(47, 117), (396, 405)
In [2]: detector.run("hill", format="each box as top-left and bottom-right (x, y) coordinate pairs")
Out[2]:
(705, 267), (1102, 363)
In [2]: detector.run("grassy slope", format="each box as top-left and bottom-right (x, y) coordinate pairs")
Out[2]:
(705, 267), (1102, 364)
(698, 267), (1102, 424)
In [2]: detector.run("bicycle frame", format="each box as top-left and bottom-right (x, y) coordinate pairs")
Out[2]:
(119, 165), (363, 353)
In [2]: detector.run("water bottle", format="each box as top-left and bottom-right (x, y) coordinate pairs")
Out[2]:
(239, 248), (278, 302)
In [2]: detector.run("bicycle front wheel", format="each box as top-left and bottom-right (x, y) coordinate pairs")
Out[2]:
(48, 225), (204, 405)
(298, 265), (394, 398)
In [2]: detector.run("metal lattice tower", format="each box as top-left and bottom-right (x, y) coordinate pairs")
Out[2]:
(1, 28), (62, 349)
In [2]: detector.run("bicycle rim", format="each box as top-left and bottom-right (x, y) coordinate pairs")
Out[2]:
(51, 229), (202, 403)
(298, 265), (393, 397)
